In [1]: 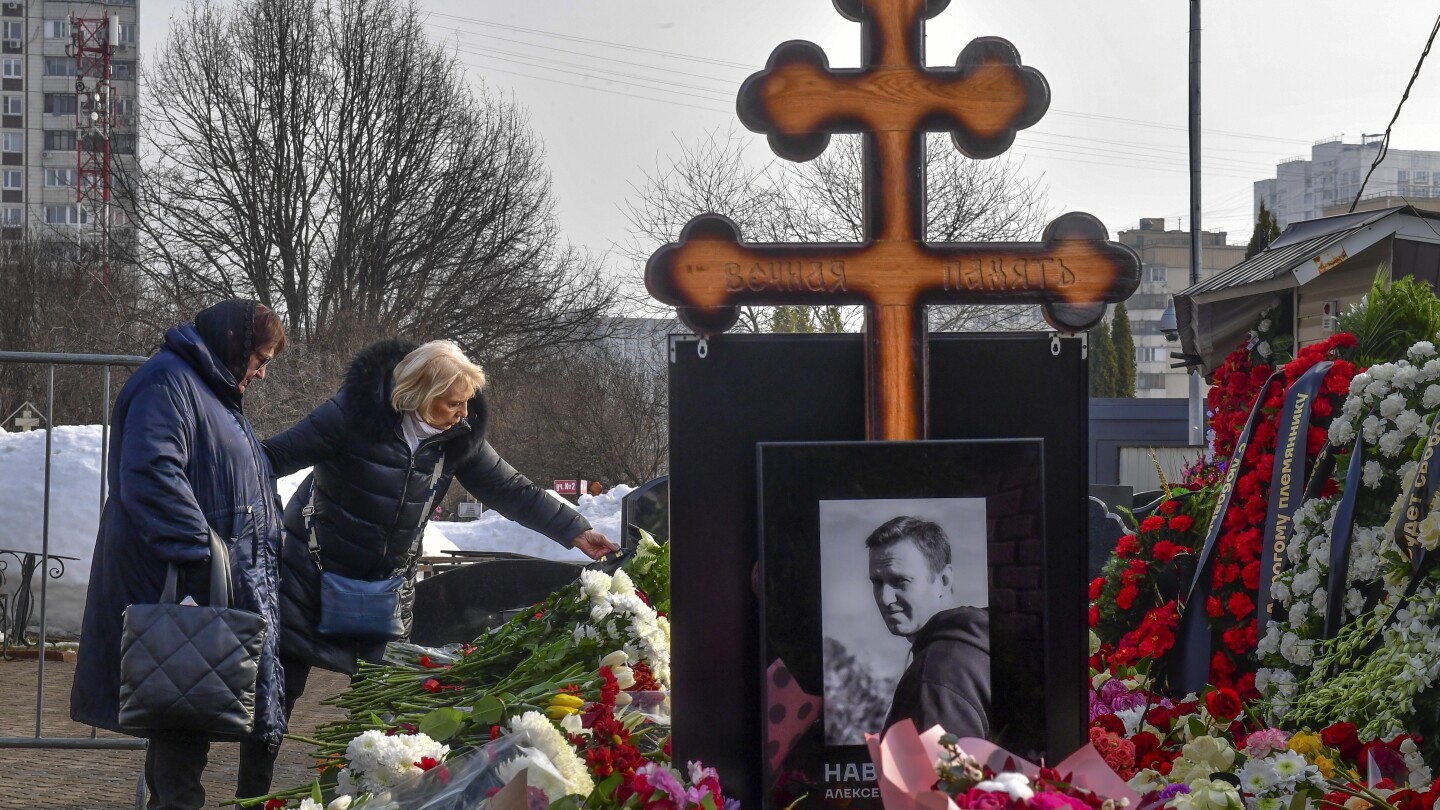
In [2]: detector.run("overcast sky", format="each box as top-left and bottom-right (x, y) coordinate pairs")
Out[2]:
(138, 0), (1440, 278)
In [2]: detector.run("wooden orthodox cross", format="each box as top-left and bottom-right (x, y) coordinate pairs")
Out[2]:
(645, 0), (1141, 440)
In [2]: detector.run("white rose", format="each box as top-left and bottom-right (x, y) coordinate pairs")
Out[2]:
(1420, 512), (1440, 551)
(1259, 319), (1273, 332)
(1258, 341), (1273, 358)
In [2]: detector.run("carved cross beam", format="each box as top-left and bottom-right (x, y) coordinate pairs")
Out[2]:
(645, 0), (1140, 440)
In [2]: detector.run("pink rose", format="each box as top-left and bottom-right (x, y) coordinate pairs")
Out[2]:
(963, 790), (1013, 810)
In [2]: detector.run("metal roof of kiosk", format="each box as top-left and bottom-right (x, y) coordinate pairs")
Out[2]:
(1174, 206), (1440, 373)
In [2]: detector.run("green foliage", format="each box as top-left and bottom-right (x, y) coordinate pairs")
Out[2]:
(1089, 316), (1119, 397)
(770, 306), (846, 333)
(1337, 269), (1440, 367)
(628, 531), (671, 615)
(815, 306), (845, 333)
(770, 306), (815, 333)
(1111, 303), (1136, 397)
(1245, 202), (1281, 260)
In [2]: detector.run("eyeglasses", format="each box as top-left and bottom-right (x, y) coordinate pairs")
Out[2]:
(252, 350), (275, 369)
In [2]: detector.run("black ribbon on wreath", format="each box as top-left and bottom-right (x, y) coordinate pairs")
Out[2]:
(1169, 370), (1285, 696)
(1322, 433), (1370, 640)
(1257, 361), (1333, 634)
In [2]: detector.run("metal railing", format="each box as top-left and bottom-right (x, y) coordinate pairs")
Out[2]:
(0, 350), (147, 754)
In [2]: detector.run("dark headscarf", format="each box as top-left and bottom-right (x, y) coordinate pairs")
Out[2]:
(193, 299), (257, 385)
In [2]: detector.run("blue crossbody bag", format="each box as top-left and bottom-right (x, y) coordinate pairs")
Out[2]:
(308, 451), (444, 640)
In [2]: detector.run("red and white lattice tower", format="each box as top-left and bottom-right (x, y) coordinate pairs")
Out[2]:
(70, 14), (117, 286)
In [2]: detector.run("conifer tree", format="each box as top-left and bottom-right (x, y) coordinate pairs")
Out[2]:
(1245, 202), (1281, 259)
(1089, 317), (1119, 397)
(1111, 302), (1136, 397)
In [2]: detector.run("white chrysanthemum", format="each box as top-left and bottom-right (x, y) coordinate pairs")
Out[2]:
(573, 624), (599, 643)
(507, 711), (595, 797)
(579, 570), (612, 602)
(609, 568), (637, 597)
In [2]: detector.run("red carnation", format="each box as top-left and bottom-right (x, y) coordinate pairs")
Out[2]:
(1168, 514), (1195, 533)
(1089, 577), (1105, 600)
(1228, 592), (1255, 620)
(417, 756), (441, 772)
(1159, 500), (1180, 515)
(265, 801), (287, 810)
(1152, 540), (1184, 563)
(1206, 596), (1225, 618)
(1116, 534), (1140, 557)
(1089, 604), (1100, 627)
(1117, 585), (1138, 610)
(1140, 516), (1165, 533)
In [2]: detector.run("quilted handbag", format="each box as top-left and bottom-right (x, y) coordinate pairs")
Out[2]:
(117, 531), (267, 738)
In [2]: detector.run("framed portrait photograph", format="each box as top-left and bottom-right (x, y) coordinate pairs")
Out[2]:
(757, 439), (1051, 810)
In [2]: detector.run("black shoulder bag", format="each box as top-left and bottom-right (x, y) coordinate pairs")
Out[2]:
(118, 531), (267, 737)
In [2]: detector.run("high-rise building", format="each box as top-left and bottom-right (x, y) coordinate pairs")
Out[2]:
(0, 0), (136, 240)
(1254, 136), (1440, 231)
(1116, 218), (1247, 398)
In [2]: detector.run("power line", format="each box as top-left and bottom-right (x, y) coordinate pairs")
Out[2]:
(425, 11), (755, 71)
(424, 10), (1319, 150)
(1349, 12), (1440, 211)
(427, 22), (743, 86)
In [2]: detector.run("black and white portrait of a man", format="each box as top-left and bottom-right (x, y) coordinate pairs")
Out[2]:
(819, 499), (989, 745)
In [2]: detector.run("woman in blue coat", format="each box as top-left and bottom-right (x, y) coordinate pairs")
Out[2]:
(71, 300), (288, 810)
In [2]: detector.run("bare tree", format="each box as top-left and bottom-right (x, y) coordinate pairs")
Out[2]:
(0, 239), (157, 425)
(487, 339), (670, 487)
(619, 128), (1052, 333)
(124, 0), (621, 370)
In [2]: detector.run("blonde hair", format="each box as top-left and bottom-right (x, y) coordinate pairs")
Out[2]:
(390, 340), (486, 414)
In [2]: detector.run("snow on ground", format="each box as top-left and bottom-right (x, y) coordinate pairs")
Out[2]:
(0, 426), (627, 638)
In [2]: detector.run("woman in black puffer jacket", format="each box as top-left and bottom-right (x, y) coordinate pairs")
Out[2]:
(253, 338), (617, 791)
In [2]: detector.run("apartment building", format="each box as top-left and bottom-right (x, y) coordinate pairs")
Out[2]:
(0, 0), (136, 238)
(1116, 218), (1247, 398)
(1254, 136), (1440, 231)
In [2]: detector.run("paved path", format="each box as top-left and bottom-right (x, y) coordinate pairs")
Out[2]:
(0, 658), (350, 809)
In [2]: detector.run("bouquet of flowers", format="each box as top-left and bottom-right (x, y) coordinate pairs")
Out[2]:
(247, 537), (728, 810)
